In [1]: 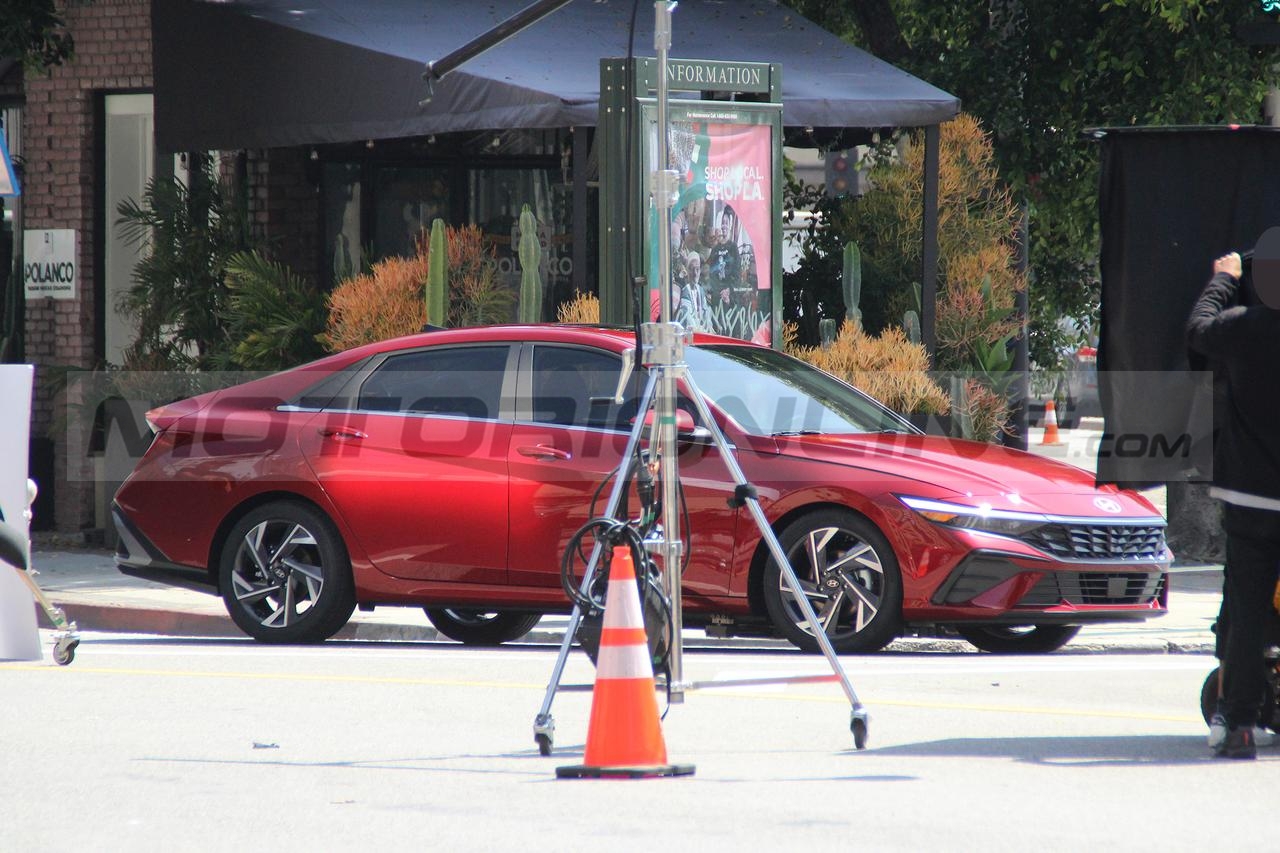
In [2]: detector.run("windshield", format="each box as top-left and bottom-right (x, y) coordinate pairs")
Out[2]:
(684, 344), (916, 436)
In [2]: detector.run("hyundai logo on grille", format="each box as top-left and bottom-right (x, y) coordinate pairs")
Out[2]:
(1093, 497), (1123, 514)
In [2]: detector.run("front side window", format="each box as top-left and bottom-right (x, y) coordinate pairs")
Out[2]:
(357, 346), (508, 418)
(530, 346), (643, 429)
(686, 344), (911, 435)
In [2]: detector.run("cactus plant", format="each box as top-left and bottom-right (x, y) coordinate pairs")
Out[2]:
(517, 204), (543, 324)
(819, 318), (838, 348)
(903, 309), (921, 344)
(426, 218), (447, 327)
(842, 241), (862, 328)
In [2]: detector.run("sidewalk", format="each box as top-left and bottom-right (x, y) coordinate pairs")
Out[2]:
(22, 545), (1219, 655)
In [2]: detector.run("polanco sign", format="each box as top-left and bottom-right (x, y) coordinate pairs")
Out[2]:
(24, 229), (77, 300)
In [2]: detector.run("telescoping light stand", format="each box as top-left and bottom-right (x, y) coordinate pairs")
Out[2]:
(531, 0), (870, 756)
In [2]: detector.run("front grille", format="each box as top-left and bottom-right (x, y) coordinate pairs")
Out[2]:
(1020, 571), (1166, 608)
(1025, 523), (1166, 561)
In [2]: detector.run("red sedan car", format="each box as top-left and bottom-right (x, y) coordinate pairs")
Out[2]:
(112, 325), (1170, 653)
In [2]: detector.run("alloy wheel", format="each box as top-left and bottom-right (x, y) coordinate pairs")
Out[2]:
(229, 519), (327, 630)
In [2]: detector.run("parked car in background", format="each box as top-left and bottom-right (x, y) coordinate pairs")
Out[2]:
(1031, 326), (1102, 429)
(113, 325), (1170, 654)
(1060, 343), (1101, 428)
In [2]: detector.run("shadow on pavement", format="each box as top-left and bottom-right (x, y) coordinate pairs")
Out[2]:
(864, 734), (1247, 766)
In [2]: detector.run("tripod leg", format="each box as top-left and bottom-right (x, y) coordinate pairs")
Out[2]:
(532, 370), (659, 754)
(681, 372), (869, 745)
(12, 565), (80, 666)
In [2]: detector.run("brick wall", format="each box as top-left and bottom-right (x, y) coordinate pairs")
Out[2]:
(17, 2), (325, 534)
(23, 0), (153, 533)
(245, 147), (321, 284)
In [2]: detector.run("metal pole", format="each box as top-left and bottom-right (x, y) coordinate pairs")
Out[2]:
(650, 0), (686, 701)
(1006, 202), (1030, 450)
(921, 124), (939, 358)
(424, 0), (576, 84)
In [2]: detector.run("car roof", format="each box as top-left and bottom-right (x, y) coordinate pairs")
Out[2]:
(330, 324), (758, 362)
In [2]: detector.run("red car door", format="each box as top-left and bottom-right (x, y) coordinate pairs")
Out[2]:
(506, 343), (739, 597)
(300, 343), (515, 584)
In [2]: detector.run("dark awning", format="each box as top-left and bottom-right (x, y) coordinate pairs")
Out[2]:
(153, 0), (959, 153)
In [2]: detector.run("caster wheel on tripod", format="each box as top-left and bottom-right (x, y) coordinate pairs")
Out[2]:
(52, 639), (77, 666)
(851, 712), (869, 750)
(535, 732), (553, 756)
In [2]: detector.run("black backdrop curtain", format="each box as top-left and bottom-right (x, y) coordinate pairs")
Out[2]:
(1095, 126), (1280, 488)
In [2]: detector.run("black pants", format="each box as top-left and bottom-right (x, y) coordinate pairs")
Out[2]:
(1220, 504), (1280, 728)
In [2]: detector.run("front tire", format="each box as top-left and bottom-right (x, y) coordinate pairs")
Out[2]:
(219, 501), (355, 644)
(763, 508), (902, 653)
(424, 609), (542, 645)
(956, 624), (1081, 654)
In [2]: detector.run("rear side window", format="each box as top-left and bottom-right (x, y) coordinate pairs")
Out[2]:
(357, 346), (508, 418)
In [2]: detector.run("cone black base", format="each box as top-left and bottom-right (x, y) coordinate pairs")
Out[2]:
(555, 763), (696, 779)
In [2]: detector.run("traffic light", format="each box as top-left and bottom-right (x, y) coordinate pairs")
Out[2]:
(823, 149), (855, 197)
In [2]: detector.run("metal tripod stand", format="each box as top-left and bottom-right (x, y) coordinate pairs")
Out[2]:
(533, 1), (868, 753)
(530, 322), (871, 754)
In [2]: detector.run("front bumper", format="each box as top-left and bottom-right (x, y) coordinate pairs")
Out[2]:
(922, 549), (1168, 624)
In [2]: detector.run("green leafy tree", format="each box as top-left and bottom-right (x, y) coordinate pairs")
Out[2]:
(0, 0), (75, 72)
(784, 0), (1274, 365)
(220, 251), (328, 370)
(115, 161), (254, 369)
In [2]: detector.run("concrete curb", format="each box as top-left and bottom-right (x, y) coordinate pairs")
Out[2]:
(39, 598), (1217, 656)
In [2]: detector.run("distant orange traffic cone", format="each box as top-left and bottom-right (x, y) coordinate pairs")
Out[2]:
(1040, 400), (1064, 446)
(556, 547), (694, 779)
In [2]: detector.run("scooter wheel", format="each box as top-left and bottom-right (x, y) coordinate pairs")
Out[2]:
(1200, 665), (1280, 730)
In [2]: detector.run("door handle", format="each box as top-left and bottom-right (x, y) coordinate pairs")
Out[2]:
(517, 445), (571, 461)
(318, 427), (367, 442)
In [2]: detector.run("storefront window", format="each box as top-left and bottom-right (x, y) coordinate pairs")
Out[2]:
(372, 166), (450, 262)
(319, 144), (595, 317)
(469, 167), (572, 321)
(322, 162), (362, 284)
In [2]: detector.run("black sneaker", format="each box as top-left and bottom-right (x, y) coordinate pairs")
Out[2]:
(1213, 726), (1257, 760)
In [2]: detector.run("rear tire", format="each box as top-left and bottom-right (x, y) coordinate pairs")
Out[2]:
(219, 501), (355, 644)
(956, 624), (1080, 654)
(424, 609), (542, 645)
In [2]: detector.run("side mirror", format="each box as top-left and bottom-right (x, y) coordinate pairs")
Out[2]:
(639, 408), (699, 437)
(0, 522), (28, 571)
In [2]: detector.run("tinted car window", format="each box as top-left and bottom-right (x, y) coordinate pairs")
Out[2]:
(357, 346), (507, 418)
(531, 346), (643, 429)
(685, 344), (911, 435)
(288, 356), (372, 410)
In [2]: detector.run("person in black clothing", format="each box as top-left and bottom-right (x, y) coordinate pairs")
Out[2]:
(1186, 243), (1280, 759)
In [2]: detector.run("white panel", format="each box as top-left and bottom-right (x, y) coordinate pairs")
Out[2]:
(103, 94), (155, 366)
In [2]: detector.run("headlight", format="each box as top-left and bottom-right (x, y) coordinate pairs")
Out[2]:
(898, 496), (1049, 538)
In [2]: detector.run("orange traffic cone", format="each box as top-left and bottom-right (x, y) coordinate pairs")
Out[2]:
(556, 546), (694, 779)
(1040, 400), (1064, 446)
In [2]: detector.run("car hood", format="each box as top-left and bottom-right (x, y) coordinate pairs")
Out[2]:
(771, 432), (1161, 519)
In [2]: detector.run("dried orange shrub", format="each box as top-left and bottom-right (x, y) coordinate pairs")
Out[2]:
(786, 320), (949, 416)
(844, 113), (1025, 368)
(956, 377), (1013, 441)
(322, 253), (429, 352)
(443, 225), (515, 327)
(556, 292), (601, 325)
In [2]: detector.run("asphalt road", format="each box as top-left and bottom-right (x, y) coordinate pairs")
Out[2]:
(2, 634), (1268, 852)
